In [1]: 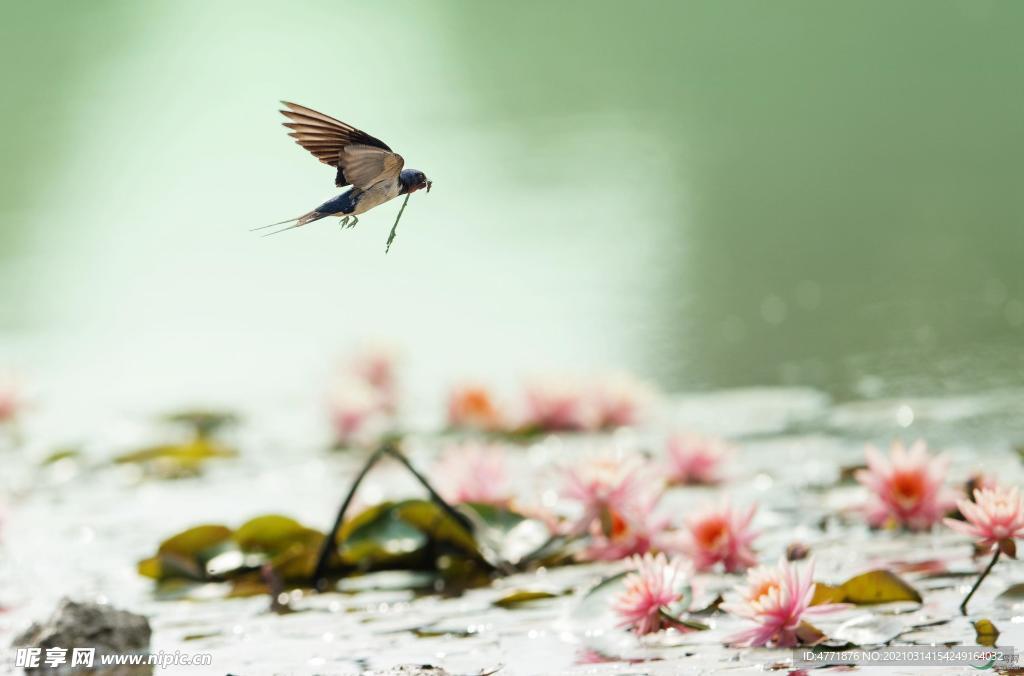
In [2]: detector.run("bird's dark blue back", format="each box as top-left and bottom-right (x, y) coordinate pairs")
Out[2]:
(314, 189), (358, 216)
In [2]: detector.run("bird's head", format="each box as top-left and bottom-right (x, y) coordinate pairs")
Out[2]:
(400, 169), (432, 195)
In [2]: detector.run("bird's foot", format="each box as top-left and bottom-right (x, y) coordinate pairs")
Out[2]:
(347, 216), (359, 228)
(338, 216), (350, 229)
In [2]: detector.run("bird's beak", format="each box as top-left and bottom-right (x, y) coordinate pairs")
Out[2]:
(425, 180), (433, 193)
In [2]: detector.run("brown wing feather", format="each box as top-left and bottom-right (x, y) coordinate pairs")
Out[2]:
(280, 102), (396, 188)
(336, 145), (404, 189)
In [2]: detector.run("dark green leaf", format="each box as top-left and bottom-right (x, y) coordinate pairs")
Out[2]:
(163, 409), (239, 436)
(493, 590), (559, 608)
(341, 502), (429, 568)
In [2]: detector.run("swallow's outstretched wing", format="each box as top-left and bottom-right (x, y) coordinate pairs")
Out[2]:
(280, 101), (404, 189)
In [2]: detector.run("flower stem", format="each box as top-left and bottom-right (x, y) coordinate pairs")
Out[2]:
(381, 444), (475, 533)
(380, 444), (514, 575)
(311, 438), (487, 591)
(960, 547), (1001, 616)
(657, 609), (709, 632)
(311, 443), (388, 591)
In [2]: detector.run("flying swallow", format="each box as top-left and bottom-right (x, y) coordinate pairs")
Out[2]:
(255, 102), (431, 241)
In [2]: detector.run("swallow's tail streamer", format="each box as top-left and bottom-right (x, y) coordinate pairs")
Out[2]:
(251, 211), (328, 237)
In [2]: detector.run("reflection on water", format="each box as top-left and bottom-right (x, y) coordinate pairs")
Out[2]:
(0, 1), (1022, 405)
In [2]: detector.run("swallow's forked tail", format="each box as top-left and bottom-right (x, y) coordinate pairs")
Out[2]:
(250, 211), (329, 237)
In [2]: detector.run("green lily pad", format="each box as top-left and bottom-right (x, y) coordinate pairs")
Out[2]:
(41, 448), (82, 465)
(233, 515), (307, 552)
(227, 573), (273, 598)
(811, 582), (847, 605)
(974, 619), (1000, 647)
(462, 502), (526, 532)
(812, 569), (921, 605)
(139, 524), (234, 581)
(114, 438), (237, 478)
(794, 621), (828, 646)
(270, 531), (326, 581)
(163, 409), (239, 437)
(228, 515), (325, 581)
(159, 524), (233, 558)
(140, 499), (526, 598)
(394, 500), (479, 555)
(334, 500), (504, 585)
(140, 515), (326, 588)
(493, 590), (560, 608)
(458, 502), (551, 566)
(340, 502), (430, 569)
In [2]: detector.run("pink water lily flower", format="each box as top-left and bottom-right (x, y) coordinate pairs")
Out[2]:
(855, 440), (956, 531)
(0, 376), (17, 424)
(665, 433), (730, 485)
(433, 442), (511, 506)
(327, 376), (389, 448)
(523, 376), (598, 431)
(612, 553), (694, 635)
(581, 499), (669, 561)
(945, 484), (1024, 614)
(722, 557), (840, 647)
(680, 501), (758, 573)
(347, 344), (399, 411)
(965, 472), (998, 500)
(561, 455), (654, 535)
(447, 382), (504, 431)
(591, 372), (655, 429)
(945, 485), (1024, 554)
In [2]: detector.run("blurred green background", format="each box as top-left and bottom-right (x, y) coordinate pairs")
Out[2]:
(1, 0), (1022, 405)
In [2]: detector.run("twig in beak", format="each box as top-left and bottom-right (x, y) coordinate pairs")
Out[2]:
(385, 193), (411, 254)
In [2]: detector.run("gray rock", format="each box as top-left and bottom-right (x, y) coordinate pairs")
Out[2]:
(12, 598), (151, 673)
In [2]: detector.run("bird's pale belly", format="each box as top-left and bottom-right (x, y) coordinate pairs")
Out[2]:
(351, 179), (401, 216)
